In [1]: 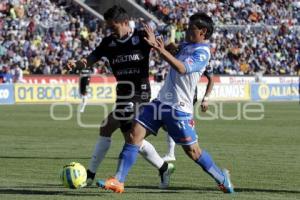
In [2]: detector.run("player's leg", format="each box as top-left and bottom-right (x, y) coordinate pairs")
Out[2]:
(160, 88), (197, 161)
(86, 112), (120, 185)
(117, 102), (175, 189)
(181, 143), (234, 193)
(79, 76), (90, 113)
(97, 100), (173, 192)
(96, 121), (147, 193)
(119, 121), (167, 174)
(164, 108), (234, 193)
(162, 126), (176, 161)
(138, 137), (175, 189)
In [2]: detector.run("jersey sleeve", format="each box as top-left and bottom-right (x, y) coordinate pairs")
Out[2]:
(86, 38), (107, 66)
(183, 48), (210, 74)
(203, 65), (213, 77)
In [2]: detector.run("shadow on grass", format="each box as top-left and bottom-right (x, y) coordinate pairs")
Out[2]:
(0, 184), (66, 189)
(0, 183), (100, 196)
(0, 189), (102, 196)
(127, 185), (300, 194)
(235, 187), (300, 194)
(0, 188), (183, 195)
(1, 185), (299, 195)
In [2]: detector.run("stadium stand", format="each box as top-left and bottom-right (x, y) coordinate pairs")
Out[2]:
(0, 0), (110, 78)
(136, 0), (300, 25)
(137, 0), (300, 75)
(0, 0), (300, 80)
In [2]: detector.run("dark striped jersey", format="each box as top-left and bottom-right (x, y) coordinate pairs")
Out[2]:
(86, 29), (152, 98)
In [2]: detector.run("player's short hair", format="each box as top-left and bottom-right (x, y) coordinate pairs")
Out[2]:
(104, 5), (129, 22)
(189, 12), (214, 39)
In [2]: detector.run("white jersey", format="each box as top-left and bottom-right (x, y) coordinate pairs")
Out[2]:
(157, 42), (211, 114)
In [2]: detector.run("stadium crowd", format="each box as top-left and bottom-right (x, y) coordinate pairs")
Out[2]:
(137, 0), (300, 25)
(0, 0), (111, 82)
(0, 0), (300, 82)
(139, 0), (300, 76)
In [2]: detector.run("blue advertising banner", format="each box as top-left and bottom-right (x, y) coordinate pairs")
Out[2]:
(0, 84), (15, 104)
(251, 83), (299, 101)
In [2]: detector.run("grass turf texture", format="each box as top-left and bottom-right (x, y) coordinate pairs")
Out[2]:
(0, 102), (299, 200)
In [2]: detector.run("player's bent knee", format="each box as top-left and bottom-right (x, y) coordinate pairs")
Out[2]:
(127, 122), (147, 146)
(122, 132), (142, 146)
(126, 132), (136, 144)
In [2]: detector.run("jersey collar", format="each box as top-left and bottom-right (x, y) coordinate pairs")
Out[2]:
(115, 28), (134, 43)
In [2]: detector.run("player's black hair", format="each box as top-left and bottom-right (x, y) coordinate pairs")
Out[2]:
(104, 5), (129, 22)
(189, 12), (214, 39)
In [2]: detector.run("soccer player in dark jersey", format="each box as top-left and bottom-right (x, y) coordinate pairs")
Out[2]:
(162, 68), (214, 161)
(68, 6), (174, 188)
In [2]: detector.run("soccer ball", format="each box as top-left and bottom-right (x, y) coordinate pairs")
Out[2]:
(60, 162), (87, 189)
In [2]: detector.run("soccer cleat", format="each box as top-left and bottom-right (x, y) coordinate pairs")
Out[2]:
(96, 177), (124, 193)
(162, 154), (176, 162)
(85, 169), (96, 186)
(218, 169), (234, 193)
(159, 163), (175, 189)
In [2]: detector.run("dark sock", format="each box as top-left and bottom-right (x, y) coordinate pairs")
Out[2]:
(159, 162), (168, 175)
(87, 169), (95, 180)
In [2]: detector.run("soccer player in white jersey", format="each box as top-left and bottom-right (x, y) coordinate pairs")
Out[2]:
(97, 12), (234, 193)
(162, 67), (214, 162)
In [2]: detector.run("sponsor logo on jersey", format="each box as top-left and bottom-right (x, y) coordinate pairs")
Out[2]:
(108, 41), (117, 47)
(132, 36), (140, 45)
(116, 68), (140, 76)
(112, 54), (142, 64)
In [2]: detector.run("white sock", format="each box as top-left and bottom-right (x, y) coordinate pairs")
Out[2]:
(139, 139), (164, 169)
(88, 136), (111, 174)
(80, 95), (87, 112)
(166, 134), (176, 157)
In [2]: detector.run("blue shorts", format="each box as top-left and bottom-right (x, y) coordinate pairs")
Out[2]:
(136, 99), (198, 145)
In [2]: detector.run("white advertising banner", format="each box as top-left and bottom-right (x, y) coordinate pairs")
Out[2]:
(219, 76), (299, 84)
(150, 83), (250, 101)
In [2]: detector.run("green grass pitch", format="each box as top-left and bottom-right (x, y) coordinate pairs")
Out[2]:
(0, 102), (299, 200)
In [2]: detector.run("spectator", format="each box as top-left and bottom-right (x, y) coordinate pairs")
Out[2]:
(0, 66), (13, 83)
(0, 0), (105, 76)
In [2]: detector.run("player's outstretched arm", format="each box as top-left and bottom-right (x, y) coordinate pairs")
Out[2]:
(143, 25), (186, 74)
(66, 39), (105, 72)
(201, 73), (214, 112)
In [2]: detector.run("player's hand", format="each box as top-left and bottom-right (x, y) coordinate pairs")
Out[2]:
(143, 24), (156, 47)
(201, 99), (209, 112)
(66, 60), (76, 71)
(154, 36), (165, 51)
(66, 59), (87, 71)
